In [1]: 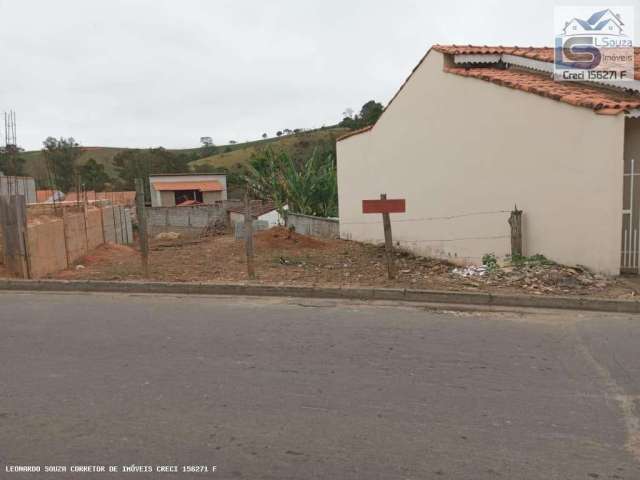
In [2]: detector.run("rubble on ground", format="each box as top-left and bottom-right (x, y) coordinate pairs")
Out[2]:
(155, 231), (181, 241)
(452, 265), (489, 277)
(450, 254), (614, 294)
(201, 219), (227, 237)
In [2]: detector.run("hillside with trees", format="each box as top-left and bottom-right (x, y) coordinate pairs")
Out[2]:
(13, 100), (383, 200)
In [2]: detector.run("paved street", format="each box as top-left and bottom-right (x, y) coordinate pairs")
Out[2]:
(1, 292), (639, 479)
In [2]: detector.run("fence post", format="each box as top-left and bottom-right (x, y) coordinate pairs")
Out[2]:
(244, 191), (256, 280)
(135, 178), (150, 277)
(61, 207), (71, 268)
(98, 205), (106, 244)
(380, 193), (396, 280)
(82, 200), (89, 255)
(508, 205), (523, 258)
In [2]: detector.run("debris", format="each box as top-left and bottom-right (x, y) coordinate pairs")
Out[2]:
(452, 265), (488, 277)
(201, 219), (227, 237)
(155, 231), (181, 241)
(75, 264), (85, 270)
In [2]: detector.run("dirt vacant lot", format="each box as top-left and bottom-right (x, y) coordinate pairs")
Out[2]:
(45, 227), (639, 299)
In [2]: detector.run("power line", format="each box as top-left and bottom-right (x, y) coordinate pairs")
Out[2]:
(398, 234), (509, 243)
(340, 209), (510, 225)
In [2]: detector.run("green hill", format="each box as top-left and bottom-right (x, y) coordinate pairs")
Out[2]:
(190, 127), (348, 170)
(19, 127), (349, 185)
(20, 147), (128, 181)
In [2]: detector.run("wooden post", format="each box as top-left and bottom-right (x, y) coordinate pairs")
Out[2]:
(380, 193), (395, 280)
(508, 205), (523, 258)
(135, 178), (150, 277)
(61, 207), (71, 268)
(82, 196), (89, 255)
(244, 191), (256, 280)
(0, 195), (30, 278)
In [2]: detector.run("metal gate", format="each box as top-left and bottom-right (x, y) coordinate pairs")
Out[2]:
(622, 158), (640, 273)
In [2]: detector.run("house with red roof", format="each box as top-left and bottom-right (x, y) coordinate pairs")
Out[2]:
(337, 45), (640, 274)
(149, 173), (227, 207)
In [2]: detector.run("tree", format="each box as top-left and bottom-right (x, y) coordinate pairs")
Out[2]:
(199, 136), (217, 158)
(229, 140), (237, 144)
(338, 100), (384, 130)
(79, 158), (110, 191)
(42, 137), (81, 192)
(0, 145), (25, 176)
(245, 147), (338, 217)
(262, 133), (268, 139)
(113, 147), (191, 198)
(276, 131), (283, 137)
(359, 100), (384, 126)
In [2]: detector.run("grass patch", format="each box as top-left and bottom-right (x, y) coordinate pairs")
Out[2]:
(509, 254), (556, 267)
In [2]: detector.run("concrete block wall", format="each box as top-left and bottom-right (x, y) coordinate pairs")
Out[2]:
(114, 207), (124, 244)
(286, 213), (339, 239)
(147, 204), (227, 237)
(234, 220), (269, 240)
(0, 176), (36, 204)
(102, 207), (116, 243)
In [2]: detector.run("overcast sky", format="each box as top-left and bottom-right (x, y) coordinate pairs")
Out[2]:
(1, 0), (638, 150)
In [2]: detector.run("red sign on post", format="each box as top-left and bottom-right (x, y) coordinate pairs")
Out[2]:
(361, 195), (406, 280)
(362, 198), (406, 214)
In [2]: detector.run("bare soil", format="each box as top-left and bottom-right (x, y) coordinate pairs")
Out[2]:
(46, 227), (639, 299)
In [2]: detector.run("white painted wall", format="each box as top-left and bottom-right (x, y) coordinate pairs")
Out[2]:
(258, 208), (285, 227)
(149, 174), (227, 207)
(337, 50), (626, 274)
(229, 207), (285, 228)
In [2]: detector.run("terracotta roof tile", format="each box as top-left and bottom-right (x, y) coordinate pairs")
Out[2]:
(433, 45), (555, 63)
(338, 45), (640, 143)
(434, 44), (640, 80)
(152, 181), (224, 192)
(444, 66), (640, 114)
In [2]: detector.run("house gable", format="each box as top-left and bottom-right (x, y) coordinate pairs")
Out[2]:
(336, 48), (625, 274)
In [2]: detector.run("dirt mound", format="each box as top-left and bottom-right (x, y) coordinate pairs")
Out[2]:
(254, 226), (327, 249)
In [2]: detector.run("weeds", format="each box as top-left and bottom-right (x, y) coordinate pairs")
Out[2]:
(482, 253), (499, 273)
(509, 253), (555, 267)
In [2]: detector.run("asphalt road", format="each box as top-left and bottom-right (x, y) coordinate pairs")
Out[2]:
(1, 292), (639, 480)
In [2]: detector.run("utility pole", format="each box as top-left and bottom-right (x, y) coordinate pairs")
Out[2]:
(244, 191), (256, 279)
(135, 178), (150, 277)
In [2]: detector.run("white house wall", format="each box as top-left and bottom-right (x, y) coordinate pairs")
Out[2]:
(337, 50), (625, 274)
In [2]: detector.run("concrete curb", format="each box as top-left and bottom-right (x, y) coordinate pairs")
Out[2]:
(0, 279), (639, 313)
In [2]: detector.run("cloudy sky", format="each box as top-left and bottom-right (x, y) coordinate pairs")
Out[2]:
(0, 0), (637, 150)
